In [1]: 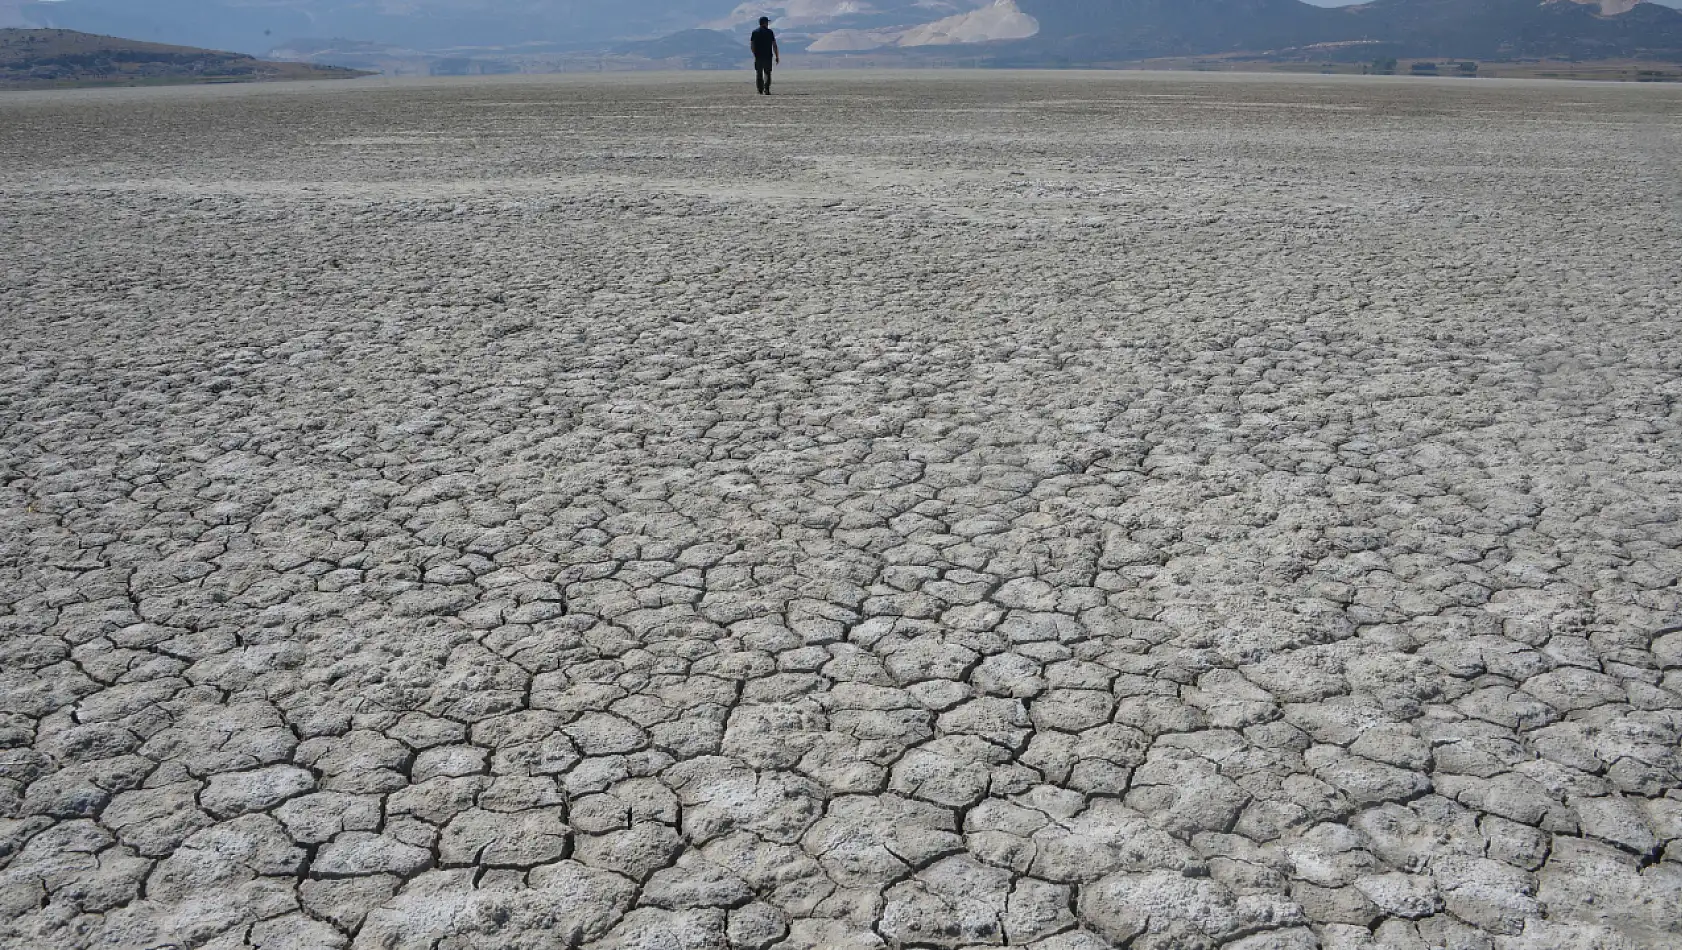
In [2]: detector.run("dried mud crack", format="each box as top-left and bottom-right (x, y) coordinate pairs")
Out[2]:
(2, 71), (1681, 950)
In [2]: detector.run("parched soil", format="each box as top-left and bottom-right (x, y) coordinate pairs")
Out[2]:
(2, 71), (1681, 949)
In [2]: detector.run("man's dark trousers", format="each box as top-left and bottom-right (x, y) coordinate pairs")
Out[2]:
(756, 58), (773, 94)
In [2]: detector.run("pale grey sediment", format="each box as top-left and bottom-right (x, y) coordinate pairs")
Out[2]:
(1, 70), (1680, 949)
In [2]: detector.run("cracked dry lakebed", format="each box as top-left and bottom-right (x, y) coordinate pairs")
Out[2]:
(2, 70), (1682, 950)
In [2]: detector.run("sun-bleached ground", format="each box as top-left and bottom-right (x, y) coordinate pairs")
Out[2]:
(2, 70), (1681, 950)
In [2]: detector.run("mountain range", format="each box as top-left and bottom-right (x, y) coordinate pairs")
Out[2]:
(0, 27), (365, 86)
(8, 0), (1682, 63)
(1014, 0), (1682, 61)
(5, 1), (722, 54)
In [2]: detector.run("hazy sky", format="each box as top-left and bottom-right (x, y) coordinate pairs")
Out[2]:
(325, 0), (1661, 6)
(1305, 0), (1678, 4)
(23, 0), (1682, 6)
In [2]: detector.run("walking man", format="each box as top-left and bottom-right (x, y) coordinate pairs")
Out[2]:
(751, 17), (779, 95)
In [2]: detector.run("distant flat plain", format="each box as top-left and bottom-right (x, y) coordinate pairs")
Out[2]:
(3, 72), (1681, 950)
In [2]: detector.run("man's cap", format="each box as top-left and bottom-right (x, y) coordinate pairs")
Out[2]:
(759, 16), (770, 24)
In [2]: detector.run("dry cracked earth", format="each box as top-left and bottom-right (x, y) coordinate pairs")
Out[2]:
(2, 70), (1681, 950)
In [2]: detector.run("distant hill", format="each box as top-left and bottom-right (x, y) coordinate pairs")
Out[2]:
(614, 29), (746, 68)
(1014, 0), (1335, 59)
(0, 28), (370, 88)
(11, 0), (725, 55)
(1326, 0), (1682, 60)
(13, 0), (1682, 69)
(993, 0), (1682, 63)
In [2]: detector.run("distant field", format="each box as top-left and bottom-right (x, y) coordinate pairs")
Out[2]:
(2, 72), (1681, 950)
(0, 65), (364, 90)
(767, 52), (1682, 83)
(1132, 56), (1682, 82)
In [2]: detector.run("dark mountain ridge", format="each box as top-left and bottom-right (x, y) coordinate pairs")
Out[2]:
(0, 28), (368, 87)
(1337, 0), (1682, 60)
(12, 0), (722, 56)
(1010, 0), (1682, 62)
